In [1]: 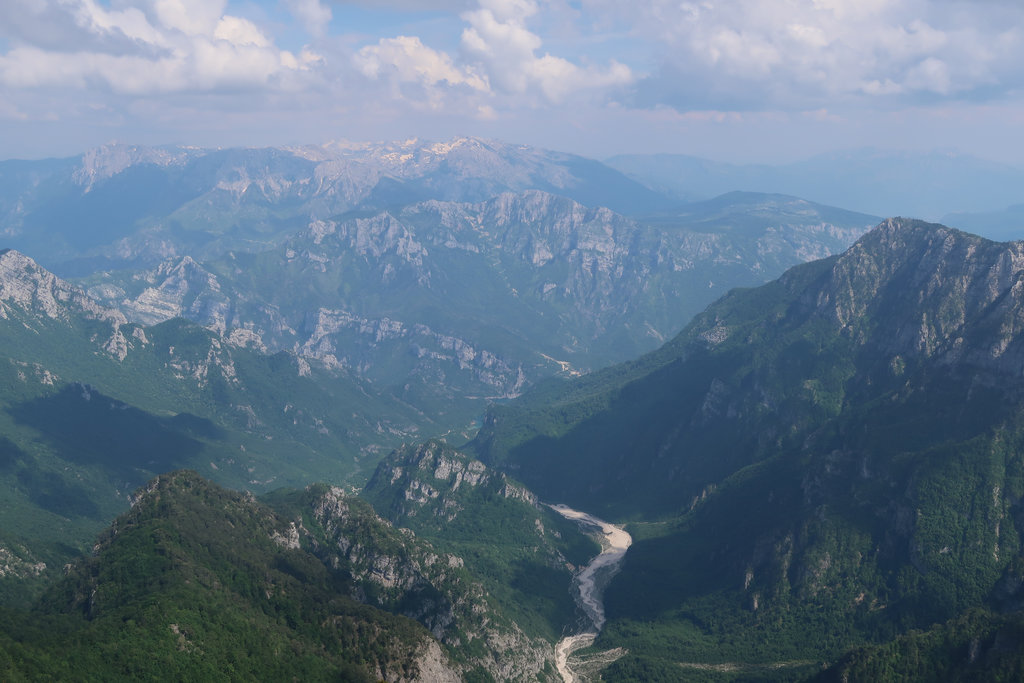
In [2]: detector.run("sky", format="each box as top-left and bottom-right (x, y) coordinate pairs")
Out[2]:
(1, 0), (1023, 164)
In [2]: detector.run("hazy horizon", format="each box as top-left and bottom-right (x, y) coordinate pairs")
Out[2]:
(4, 136), (1024, 174)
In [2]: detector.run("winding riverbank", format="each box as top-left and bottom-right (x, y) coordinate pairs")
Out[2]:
(549, 504), (633, 683)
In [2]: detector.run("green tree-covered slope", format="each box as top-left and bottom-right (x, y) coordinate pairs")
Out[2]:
(1, 470), (589, 681)
(0, 471), (448, 682)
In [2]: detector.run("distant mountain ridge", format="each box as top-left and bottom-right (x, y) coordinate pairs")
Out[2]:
(2, 136), (880, 413)
(943, 203), (1024, 242)
(81, 190), (875, 408)
(0, 137), (669, 274)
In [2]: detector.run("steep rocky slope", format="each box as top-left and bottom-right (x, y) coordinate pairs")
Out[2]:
(278, 481), (564, 680)
(0, 249), (130, 357)
(472, 218), (1024, 514)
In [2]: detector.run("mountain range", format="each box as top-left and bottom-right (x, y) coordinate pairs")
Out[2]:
(0, 138), (879, 604)
(2, 218), (1024, 680)
(2, 137), (1024, 680)
(1, 138), (878, 423)
(77, 189), (874, 410)
(0, 138), (667, 275)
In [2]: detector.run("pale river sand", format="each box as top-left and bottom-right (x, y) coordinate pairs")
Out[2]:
(549, 504), (633, 683)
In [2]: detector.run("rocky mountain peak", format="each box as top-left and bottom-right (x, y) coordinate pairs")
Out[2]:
(0, 249), (126, 327)
(105, 255), (232, 330)
(73, 143), (193, 187)
(126, 469), (214, 509)
(372, 441), (493, 504)
(366, 441), (541, 525)
(807, 218), (1024, 373)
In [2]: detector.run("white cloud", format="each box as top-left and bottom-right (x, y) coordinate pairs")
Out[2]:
(153, 0), (228, 36)
(349, 0), (632, 112)
(326, 0), (472, 9)
(905, 57), (952, 95)
(356, 35), (488, 91)
(286, 0), (333, 38)
(0, 42), (309, 94)
(476, 0), (540, 24)
(4, 0), (1023, 164)
(459, 0), (633, 102)
(77, 0), (166, 46)
(0, 0), (314, 95)
(584, 0), (1024, 108)
(213, 16), (272, 48)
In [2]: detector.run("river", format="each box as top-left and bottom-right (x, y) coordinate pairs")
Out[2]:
(549, 504), (633, 683)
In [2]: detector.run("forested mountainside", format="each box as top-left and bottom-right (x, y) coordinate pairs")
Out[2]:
(0, 470), (594, 681)
(470, 218), (1024, 678)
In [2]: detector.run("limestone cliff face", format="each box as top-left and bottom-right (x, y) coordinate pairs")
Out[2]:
(359, 441), (590, 681)
(686, 217), (1024, 383)
(73, 144), (197, 188)
(0, 250), (125, 326)
(103, 255), (234, 331)
(0, 543), (46, 580)
(0, 250), (253, 386)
